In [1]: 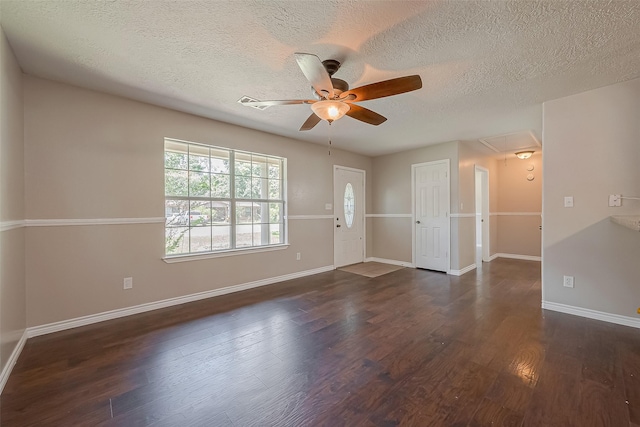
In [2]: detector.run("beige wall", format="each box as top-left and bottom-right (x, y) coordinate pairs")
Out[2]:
(371, 141), (459, 266)
(0, 27), (26, 377)
(24, 76), (372, 327)
(542, 77), (640, 317)
(496, 152), (542, 257)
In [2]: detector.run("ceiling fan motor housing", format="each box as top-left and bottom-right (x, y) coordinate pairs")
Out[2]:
(310, 59), (349, 99)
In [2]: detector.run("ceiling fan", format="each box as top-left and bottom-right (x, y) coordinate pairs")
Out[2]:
(240, 53), (422, 131)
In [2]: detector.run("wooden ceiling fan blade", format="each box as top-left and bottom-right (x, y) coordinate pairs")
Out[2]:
(299, 112), (321, 131)
(342, 75), (422, 102)
(241, 99), (314, 107)
(346, 104), (387, 125)
(294, 53), (334, 99)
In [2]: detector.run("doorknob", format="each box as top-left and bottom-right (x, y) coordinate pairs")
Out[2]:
(416, 220), (421, 224)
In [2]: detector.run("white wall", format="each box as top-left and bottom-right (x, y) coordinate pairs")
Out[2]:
(542, 77), (640, 320)
(24, 76), (372, 327)
(0, 26), (26, 381)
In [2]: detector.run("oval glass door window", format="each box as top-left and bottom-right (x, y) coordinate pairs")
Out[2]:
(344, 183), (355, 228)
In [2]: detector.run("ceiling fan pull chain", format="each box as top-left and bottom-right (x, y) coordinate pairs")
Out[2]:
(328, 122), (332, 156)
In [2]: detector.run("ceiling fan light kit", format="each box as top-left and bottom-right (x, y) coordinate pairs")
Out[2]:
(241, 53), (422, 131)
(311, 99), (350, 123)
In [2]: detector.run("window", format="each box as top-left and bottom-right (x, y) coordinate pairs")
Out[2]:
(344, 183), (355, 228)
(164, 138), (286, 257)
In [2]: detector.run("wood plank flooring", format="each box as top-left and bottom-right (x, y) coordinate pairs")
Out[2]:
(2, 259), (638, 426)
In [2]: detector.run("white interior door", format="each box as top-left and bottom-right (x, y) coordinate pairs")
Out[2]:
(334, 166), (365, 268)
(413, 160), (450, 272)
(475, 165), (490, 263)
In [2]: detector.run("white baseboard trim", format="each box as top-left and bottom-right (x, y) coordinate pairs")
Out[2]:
(495, 253), (541, 262)
(0, 330), (28, 394)
(542, 301), (640, 329)
(449, 263), (477, 276)
(488, 253), (499, 261)
(365, 257), (414, 268)
(27, 265), (334, 338)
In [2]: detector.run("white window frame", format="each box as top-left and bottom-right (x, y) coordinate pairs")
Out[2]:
(163, 138), (288, 262)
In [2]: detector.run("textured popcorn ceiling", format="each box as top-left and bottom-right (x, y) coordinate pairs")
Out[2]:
(1, 1), (639, 156)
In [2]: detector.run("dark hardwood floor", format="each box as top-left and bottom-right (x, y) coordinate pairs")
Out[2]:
(2, 259), (639, 426)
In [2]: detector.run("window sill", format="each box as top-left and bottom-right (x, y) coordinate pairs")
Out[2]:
(163, 244), (290, 263)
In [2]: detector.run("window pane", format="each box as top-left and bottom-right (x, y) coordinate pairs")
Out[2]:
(189, 155), (210, 172)
(165, 170), (188, 196)
(251, 155), (267, 177)
(165, 199), (189, 226)
(235, 159), (251, 176)
(235, 176), (251, 198)
(211, 201), (230, 224)
(189, 172), (210, 197)
(166, 227), (189, 255)
(236, 224), (252, 248)
(344, 183), (355, 229)
(212, 226), (231, 250)
(253, 202), (265, 223)
(211, 174), (230, 198)
(268, 202), (282, 223)
(268, 159), (280, 179)
(189, 226), (212, 253)
(252, 178), (268, 199)
(210, 149), (230, 173)
(236, 202), (252, 224)
(253, 224), (265, 246)
(270, 224), (282, 244)
(189, 201), (210, 226)
(165, 150), (188, 170)
(268, 179), (280, 199)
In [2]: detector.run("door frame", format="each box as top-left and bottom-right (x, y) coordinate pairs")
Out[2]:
(333, 165), (366, 268)
(411, 159), (451, 273)
(474, 165), (490, 262)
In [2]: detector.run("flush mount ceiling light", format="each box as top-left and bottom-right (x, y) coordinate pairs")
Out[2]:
(310, 99), (351, 123)
(515, 151), (534, 160)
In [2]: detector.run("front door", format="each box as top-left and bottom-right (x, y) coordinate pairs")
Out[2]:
(334, 166), (365, 268)
(413, 160), (450, 272)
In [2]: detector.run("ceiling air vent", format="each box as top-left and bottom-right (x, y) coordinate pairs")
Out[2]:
(237, 96), (270, 110)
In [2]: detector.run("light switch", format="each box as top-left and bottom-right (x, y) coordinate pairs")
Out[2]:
(564, 196), (574, 208)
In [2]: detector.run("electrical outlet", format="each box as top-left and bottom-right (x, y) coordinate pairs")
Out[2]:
(609, 194), (621, 207)
(564, 196), (574, 208)
(123, 277), (133, 290)
(296, 252), (301, 261)
(563, 275), (574, 288)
